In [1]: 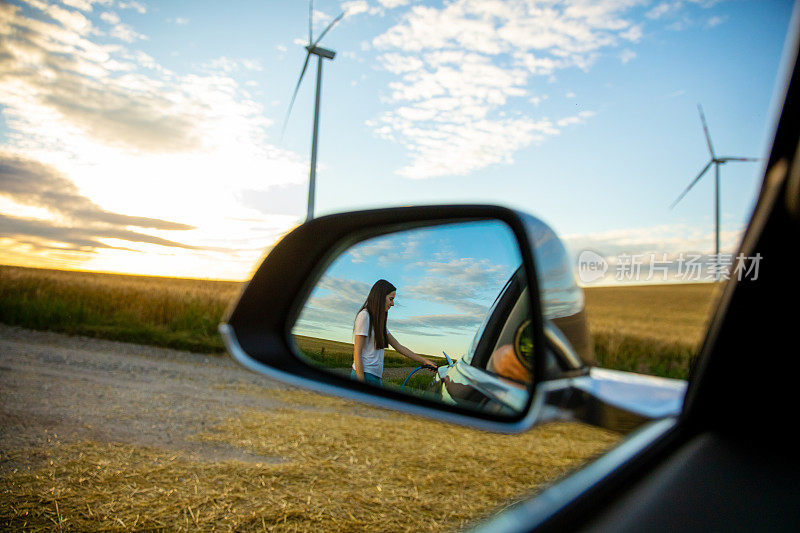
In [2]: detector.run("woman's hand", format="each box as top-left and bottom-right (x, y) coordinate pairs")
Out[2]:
(420, 359), (438, 371)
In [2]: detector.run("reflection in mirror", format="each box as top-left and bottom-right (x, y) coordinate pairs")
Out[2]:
(291, 220), (534, 416)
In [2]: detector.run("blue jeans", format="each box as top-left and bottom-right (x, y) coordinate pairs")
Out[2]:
(351, 369), (382, 385)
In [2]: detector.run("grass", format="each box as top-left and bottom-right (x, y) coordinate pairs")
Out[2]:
(0, 265), (238, 353)
(384, 371), (437, 392)
(584, 283), (720, 378)
(0, 389), (619, 532)
(294, 334), (446, 369)
(0, 265), (720, 379)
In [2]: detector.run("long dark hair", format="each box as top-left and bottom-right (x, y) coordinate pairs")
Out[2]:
(356, 279), (396, 349)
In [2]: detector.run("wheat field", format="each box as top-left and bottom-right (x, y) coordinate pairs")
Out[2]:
(0, 386), (619, 532)
(0, 264), (719, 378)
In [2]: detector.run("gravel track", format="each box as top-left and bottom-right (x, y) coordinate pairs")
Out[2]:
(0, 324), (290, 468)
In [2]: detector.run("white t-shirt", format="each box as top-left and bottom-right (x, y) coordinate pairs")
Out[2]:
(353, 309), (387, 378)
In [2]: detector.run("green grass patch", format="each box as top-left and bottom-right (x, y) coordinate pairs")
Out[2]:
(0, 265), (237, 354)
(385, 370), (436, 392)
(593, 332), (697, 379)
(293, 334), (445, 369)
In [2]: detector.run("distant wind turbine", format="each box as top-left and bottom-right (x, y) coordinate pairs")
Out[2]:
(670, 104), (760, 278)
(283, 1), (344, 222)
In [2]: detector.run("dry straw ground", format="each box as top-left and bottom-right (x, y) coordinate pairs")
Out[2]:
(1, 389), (618, 532)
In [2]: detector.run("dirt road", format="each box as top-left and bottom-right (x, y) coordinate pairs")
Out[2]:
(0, 324), (294, 467)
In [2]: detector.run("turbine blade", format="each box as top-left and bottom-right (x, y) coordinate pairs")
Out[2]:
(670, 161), (713, 209)
(281, 52), (311, 137)
(309, 0), (313, 43)
(697, 104), (716, 158)
(310, 11), (343, 48)
(719, 157), (760, 162)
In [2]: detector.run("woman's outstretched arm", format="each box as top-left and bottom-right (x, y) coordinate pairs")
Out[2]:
(387, 333), (437, 369)
(353, 335), (366, 380)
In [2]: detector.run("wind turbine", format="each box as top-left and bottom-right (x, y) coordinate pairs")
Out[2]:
(283, 2), (344, 222)
(670, 104), (760, 278)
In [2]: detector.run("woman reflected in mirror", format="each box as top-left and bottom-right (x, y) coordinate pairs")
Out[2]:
(352, 279), (438, 385)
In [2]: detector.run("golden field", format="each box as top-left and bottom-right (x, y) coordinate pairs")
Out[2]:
(584, 282), (719, 346)
(0, 264), (719, 379)
(1, 389), (619, 532)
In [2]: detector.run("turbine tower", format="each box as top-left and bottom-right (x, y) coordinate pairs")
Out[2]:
(283, 2), (343, 222)
(670, 104), (760, 278)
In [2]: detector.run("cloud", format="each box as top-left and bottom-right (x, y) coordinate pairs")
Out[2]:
(341, 233), (422, 265)
(371, 0), (651, 179)
(388, 255), (517, 335)
(564, 222), (749, 285)
(556, 110), (595, 127)
(0, 213), (197, 252)
(562, 223), (746, 259)
(341, 0), (408, 18)
(61, 0), (94, 11)
(0, 2), (201, 152)
(236, 184), (308, 216)
(203, 57), (263, 74)
(647, 1), (681, 20)
(101, 12), (121, 25)
(295, 252), (514, 340)
(343, 1), (369, 17)
(346, 239), (396, 263)
(377, 0), (410, 8)
(646, 0), (722, 30)
(390, 313), (482, 333)
(313, 9), (333, 26)
(366, 0), (730, 179)
(109, 21), (146, 42)
(0, 0), (308, 278)
(295, 276), (373, 334)
(404, 256), (513, 318)
(620, 48), (636, 63)
(0, 151), (204, 259)
(0, 152), (194, 231)
(385, 115), (560, 179)
(117, 1), (146, 15)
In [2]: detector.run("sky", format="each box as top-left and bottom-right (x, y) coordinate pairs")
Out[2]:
(293, 220), (521, 355)
(0, 0), (795, 282)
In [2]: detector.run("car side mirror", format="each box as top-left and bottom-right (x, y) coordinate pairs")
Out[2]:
(220, 205), (685, 433)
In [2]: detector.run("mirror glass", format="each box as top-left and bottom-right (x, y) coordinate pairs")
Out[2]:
(291, 220), (534, 416)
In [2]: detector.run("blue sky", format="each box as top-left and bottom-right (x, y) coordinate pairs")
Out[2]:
(0, 0), (794, 281)
(293, 220), (522, 355)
